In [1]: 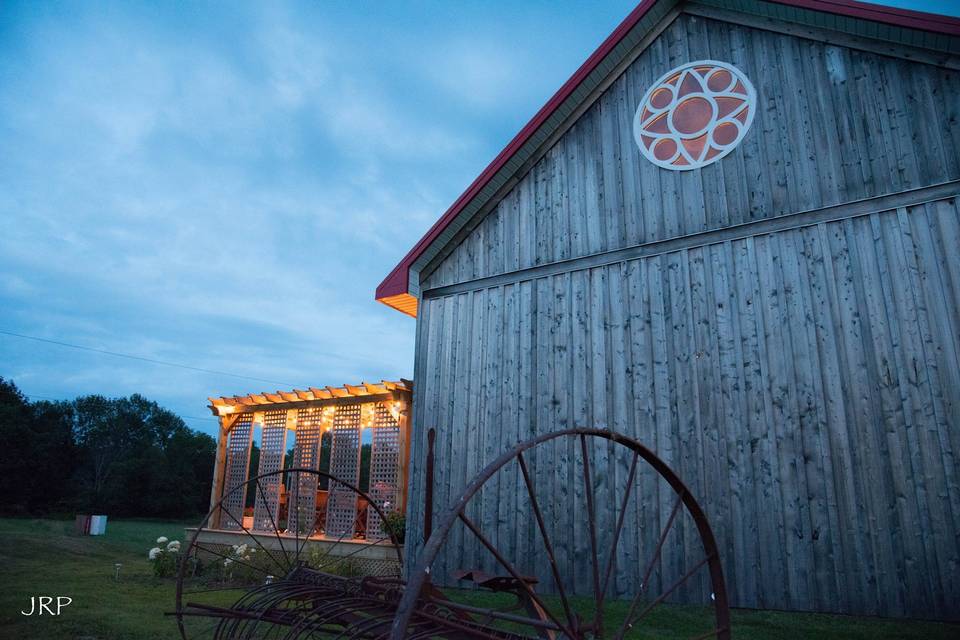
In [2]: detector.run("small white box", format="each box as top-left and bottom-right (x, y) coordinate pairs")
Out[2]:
(89, 515), (108, 535)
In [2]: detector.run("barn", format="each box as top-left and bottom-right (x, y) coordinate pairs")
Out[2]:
(376, 0), (960, 621)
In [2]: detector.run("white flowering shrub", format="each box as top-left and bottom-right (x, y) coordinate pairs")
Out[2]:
(148, 536), (181, 577)
(218, 543), (272, 584)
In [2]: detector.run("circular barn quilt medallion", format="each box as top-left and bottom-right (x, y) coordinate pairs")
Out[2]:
(633, 60), (756, 171)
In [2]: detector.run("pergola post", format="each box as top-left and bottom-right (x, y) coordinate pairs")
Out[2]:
(209, 413), (238, 527)
(397, 399), (411, 517)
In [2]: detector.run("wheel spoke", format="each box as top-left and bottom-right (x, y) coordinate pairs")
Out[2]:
(194, 542), (271, 578)
(293, 469), (302, 565)
(600, 450), (640, 600)
(215, 504), (290, 576)
(615, 490), (686, 640)
(302, 489), (354, 568)
(255, 476), (290, 563)
(579, 434), (603, 636)
(458, 511), (576, 639)
(516, 451), (576, 631)
(627, 554), (712, 631)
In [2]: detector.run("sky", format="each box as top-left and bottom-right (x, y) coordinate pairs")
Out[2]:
(1, 1), (956, 437)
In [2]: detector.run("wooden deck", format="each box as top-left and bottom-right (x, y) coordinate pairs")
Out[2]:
(185, 527), (402, 563)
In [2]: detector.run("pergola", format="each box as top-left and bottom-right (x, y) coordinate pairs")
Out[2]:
(201, 380), (413, 560)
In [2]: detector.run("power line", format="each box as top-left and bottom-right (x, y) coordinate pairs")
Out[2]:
(0, 329), (299, 388)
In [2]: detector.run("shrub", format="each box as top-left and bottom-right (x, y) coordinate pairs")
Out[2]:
(148, 536), (181, 577)
(383, 510), (405, 544)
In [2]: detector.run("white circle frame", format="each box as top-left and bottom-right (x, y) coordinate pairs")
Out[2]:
(633, 60), (757, 171)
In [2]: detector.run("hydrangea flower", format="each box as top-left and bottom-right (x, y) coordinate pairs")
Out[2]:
(157, 536), (169, 545)
(166, 540), (181, 552)
(148, 547), (162, 560)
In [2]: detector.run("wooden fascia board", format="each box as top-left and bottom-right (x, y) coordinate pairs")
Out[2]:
(218, 393), (406, 416)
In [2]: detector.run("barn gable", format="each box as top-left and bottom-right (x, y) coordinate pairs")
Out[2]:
(376, 0), (960, 316)
(420, 9), (960, 294)
(393, 0), (960, 622)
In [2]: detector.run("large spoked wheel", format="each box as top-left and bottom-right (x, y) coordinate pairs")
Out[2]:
(175, 468), (402, 640)
(391, 428), (731, 640)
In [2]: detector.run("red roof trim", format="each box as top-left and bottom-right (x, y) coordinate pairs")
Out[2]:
(375, 0), (661, 302)
(376, 0), (960, 306)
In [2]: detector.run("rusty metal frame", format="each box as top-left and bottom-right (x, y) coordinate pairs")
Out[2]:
(175, 428), (731, 640)
(175, 467), (404, 640)
(389, 428), (731, 640)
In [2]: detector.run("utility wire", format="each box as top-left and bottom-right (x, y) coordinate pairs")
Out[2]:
(0, 329), (299, 388)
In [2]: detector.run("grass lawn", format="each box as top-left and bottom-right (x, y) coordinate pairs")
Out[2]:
(0, 517), (955, 639)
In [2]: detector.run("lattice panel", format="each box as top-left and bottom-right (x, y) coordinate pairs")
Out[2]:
(324, 404), (362, 538)
(252, 410), (288, 532)
(289, 408), (323, 536)
(366, 403), (402, 541)
(221, 415), (253, 531)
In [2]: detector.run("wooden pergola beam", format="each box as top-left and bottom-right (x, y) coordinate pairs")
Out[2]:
(208, 380), (413, 417)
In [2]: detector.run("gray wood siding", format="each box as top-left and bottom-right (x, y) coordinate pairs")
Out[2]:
(406, 196), (960, 619)
(422, 13), (960, 290)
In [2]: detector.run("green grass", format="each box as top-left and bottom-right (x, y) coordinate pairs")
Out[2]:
(0, 517), (955, 639)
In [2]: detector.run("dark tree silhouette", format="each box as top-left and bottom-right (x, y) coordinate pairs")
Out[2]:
(0, 377), (215, 518)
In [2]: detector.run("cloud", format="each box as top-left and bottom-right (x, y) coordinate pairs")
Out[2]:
(0, 0), (650, 434)
(422, 39), (535, 111)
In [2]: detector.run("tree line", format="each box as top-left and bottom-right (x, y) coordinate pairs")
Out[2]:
(0, 377), (216, 518)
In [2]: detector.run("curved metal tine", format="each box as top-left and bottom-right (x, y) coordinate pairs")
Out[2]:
(216, 503), (291, 576)
(516, 451), (576, 630)
(579, 434), (603, 636)
(333, 609), (396, 640)
(239, 589), (311, 640)
(457, 511), (576, 639)
(271, 597), (326, 640)
(255, 475), (291, 568)
(248, 583), (334, 632)
(279, 597), (379, 639)
(179, 609), (223, 640)
(229, 585), (287, 640)
(234, 587), (287, 640)
(233, 587), (310, 640)
(613, 489), (687, 640)
(194, 542), (274, 578)
(600, 450), (640, 601)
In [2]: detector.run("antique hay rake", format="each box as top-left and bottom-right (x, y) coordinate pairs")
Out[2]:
(175, 428), (731, 639)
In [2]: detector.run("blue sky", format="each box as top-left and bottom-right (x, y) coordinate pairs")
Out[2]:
(1, 1), (956, 436)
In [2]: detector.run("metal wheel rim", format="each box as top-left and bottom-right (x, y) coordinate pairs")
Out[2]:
(390, 427), (731, 640)
(175, 467), (403, 640)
